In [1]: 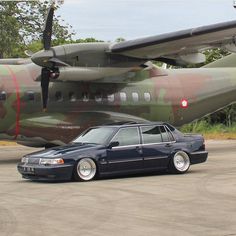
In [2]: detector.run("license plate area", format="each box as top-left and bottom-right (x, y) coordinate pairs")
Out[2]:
(23, 166), (35, 174)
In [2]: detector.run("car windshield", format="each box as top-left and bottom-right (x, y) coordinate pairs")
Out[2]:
(73, 127), (116, 145)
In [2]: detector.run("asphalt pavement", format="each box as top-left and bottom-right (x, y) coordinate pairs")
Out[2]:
(0, 140), (235, 236)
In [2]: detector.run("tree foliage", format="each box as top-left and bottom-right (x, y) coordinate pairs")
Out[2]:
(0, 1), (74, 58)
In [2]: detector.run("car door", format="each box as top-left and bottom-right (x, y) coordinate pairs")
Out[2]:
(140, 125), (173, 170)
(106, 127), (143, 173)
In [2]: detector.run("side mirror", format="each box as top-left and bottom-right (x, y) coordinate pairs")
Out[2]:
(108, 141), (119, 149)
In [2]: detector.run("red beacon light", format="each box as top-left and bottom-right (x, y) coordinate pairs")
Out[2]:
(181, 99), (188, 108)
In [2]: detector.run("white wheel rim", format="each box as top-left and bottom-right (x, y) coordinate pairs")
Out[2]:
(173, 152), (190, 172)
(77, 158), (96, 181)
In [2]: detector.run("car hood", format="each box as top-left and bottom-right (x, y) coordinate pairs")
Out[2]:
(25, 143), (103, 159)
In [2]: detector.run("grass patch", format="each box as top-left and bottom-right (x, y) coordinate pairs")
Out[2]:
(181, 120), (236, 140)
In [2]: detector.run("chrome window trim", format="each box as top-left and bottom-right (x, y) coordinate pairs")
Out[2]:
(164, 125), (176, 142)
(112, 144), (141, 150)
(111, 140), (176, 149)
(141, 140), (176, 146)
(110, 125), (177, 149)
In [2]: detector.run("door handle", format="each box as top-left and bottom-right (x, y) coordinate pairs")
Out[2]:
(165, 143), (172, 147)
(135, 146), (143, 154)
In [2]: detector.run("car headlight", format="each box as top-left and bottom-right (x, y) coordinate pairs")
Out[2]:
(21, 157), (29, 164)
(39, 158), (64, 165)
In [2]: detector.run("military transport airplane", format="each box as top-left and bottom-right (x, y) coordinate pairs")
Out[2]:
(0, 5), (236, 147)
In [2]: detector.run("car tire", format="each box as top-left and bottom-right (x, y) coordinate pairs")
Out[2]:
(73, 158), (97, 181)
(169, 151), (190, 174)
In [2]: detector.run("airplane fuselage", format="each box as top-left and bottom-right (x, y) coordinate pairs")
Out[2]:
(0, 63), (236, 147)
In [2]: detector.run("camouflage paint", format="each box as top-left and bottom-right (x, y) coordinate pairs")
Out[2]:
(0, 57), (236, 146)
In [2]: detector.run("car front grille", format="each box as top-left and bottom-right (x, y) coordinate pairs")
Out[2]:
(27, 158), (40, 164)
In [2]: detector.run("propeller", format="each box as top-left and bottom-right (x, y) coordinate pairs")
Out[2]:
(40, 4), (55, 112)
(31, 4), (65, 111)
(43, 4), (54, 51)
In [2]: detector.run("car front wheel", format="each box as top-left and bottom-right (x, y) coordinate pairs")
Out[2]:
(169, 151), (190, 174)
(73, 158), (97, 181)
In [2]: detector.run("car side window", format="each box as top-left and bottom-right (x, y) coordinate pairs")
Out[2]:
(111, 127), (140, 146)
(141, 125), (162, 144)
(160, 125), (169, 142)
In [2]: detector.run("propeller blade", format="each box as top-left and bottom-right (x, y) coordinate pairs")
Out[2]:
(43, 4), (55, 50)
(41, 68), (50, 111)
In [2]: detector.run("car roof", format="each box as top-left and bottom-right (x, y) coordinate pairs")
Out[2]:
(95, 121), (173, 129)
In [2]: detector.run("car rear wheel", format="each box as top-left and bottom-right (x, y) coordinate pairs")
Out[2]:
(169, 151), (190, 174)
(74, 158), (97, 181)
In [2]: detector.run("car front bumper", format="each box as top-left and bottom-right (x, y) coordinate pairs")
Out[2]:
(190, 151), (208, 165)
(17, 163), (74, 181)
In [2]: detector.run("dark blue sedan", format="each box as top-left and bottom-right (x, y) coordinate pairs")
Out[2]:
(17, 122), (208, 181)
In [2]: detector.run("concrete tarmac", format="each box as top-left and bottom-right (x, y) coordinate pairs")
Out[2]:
(0, 140), (235, 236)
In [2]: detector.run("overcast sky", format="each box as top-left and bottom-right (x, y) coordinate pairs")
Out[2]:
(56, 0), (236, 41)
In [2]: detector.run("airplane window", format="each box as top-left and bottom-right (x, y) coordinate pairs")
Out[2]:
(27, 91), (35, 101)
(107, 94), (115, 102)
(0, 91), (6, 101)
(132, 92), (139, 102)
(95, 93), (102, 103)
(55, 91), (63, 102)
(69, 92), (76, 102)
(82, 92), (89, 102)
(144, 92), (151, 102)
(120, 92), (127, 102)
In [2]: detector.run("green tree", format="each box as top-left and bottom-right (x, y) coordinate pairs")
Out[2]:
(0, 3), (21, 58)
(0, 1), (74, 58)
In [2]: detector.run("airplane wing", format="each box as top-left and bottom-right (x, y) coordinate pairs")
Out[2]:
(110, 20), (236, 64)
